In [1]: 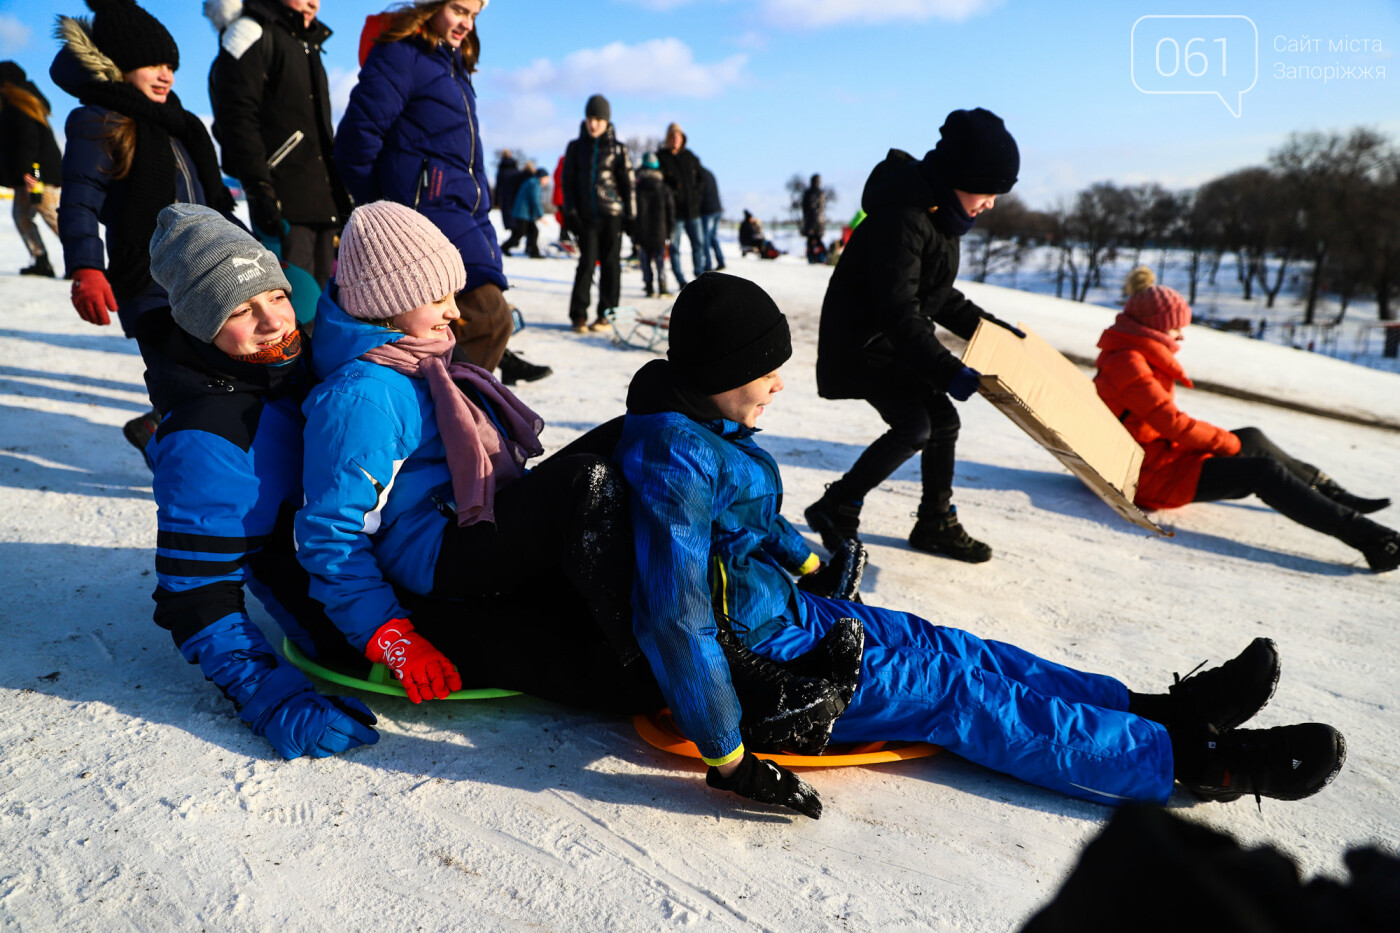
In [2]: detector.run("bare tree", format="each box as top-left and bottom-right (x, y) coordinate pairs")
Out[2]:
(966, 194), (1033, 283)
(1064, 183), (1127, 301)
(623, 135), (663, 169)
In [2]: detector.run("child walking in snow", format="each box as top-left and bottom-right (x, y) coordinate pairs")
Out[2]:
(1095, 284), (1398, 572)
(613, 271), (1347, 819)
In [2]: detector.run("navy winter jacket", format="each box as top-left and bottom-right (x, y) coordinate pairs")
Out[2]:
(614, 360), (818, 762)
(334, 36), (503, 290)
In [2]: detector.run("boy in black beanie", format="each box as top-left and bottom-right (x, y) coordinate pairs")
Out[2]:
(807, 107), (1026, 563)
(614, 272), (1344, 820)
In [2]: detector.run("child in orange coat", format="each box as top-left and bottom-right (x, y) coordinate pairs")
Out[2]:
(1094, 285), (1397, 572)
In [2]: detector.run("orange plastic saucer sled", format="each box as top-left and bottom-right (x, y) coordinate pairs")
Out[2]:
(634, 709), (939, 768)
(281, 637), (522, 701)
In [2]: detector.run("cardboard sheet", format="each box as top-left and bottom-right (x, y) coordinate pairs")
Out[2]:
(962, 321), (1168, 535)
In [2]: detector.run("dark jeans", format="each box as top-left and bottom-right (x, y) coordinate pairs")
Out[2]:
(283, 223), (340, 288)
(1194, 427), (1349, 537)
(638, 244), (667, 292)
(831, 385), (961, 516)
(670, 216), (704, 286)
(570, 216), (622, 325)
(431, 453), (640, 668)
(700, 212), (724, 271)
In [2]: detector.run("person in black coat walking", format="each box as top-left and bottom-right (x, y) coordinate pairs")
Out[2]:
(495, 148), (528, 254)
(656, 121), (704, 287)
(801, 173), (826, 264)
(205, 0), (349, 286)
(806, 108), (1026, 564)
(633, 152), (674, 297)
(561, 94), (634, 331)
(0, 62), (62, 277)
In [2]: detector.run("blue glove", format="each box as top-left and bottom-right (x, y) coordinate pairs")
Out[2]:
(947, 365), (982, 402)
(238, 665), (380, 759)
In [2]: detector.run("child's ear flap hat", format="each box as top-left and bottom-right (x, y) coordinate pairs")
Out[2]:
(667, 272), (791, 394)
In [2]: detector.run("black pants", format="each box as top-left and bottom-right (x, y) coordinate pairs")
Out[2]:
(428, 451), (641, 664)
(637, 244), (667, 292)
(1194, 427), (1351, 537)
(570, 216), (622, 325)
(283, 223), (340, 288)
(832, 384), (961, 516)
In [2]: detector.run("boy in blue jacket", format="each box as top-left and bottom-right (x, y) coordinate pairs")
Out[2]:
(614, 272), (1346, 819)
(142, 203), (379, 760)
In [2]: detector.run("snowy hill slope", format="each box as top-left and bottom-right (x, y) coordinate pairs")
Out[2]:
(1, 227), (1397, 932)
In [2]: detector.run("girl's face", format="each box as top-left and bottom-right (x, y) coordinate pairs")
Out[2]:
(281, 0), (320, 28)
(390, 293), (459, 341)
(585, 117), (608, 138)
(214, 289), (296, 357)
(709, 369), (785, 428)
(428, 0), (483, 49)
(954, 190), (997, 217)
(124, 64), (174, 103)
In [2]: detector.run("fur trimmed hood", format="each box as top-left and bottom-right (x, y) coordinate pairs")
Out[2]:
(203, 0), (243, 33)
(51, 16), (123, 90)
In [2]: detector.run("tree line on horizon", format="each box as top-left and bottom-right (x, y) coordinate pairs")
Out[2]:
(964, 127), (1399, 325)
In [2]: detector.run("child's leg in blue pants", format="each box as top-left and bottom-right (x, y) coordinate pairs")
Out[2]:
(750, 594), (1175, 804)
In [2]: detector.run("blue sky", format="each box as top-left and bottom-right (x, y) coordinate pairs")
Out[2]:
(2, 0), (1397, 220)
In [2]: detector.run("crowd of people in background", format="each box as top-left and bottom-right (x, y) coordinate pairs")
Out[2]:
(1, 0), (1391, 829)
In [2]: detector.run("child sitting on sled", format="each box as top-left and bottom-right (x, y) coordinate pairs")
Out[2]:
(612, 271), (1347, 818)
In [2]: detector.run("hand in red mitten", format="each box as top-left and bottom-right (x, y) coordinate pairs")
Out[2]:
(71, 268), (118, 326)
(364, 618), (461, 703)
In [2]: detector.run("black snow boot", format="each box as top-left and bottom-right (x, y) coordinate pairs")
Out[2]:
(498, 348), (553, 386)
(123, 409), (161, 453)
(1153, 637), (1281, 731)
(796, 538), (868, 603)
(20, 255), (55, 277)
(1173, 722), (1346, 806)
(714, 623), (847, 756)
(1340, 515), (1400, 573)
(908, 506), (992, 563)
(1313, 472), (1390, 515)
(804, 487), (862, 552)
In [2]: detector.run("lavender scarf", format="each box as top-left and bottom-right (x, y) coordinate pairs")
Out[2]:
(361, 336), (544, 525)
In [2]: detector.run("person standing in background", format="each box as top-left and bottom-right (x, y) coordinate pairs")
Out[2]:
(801, 173), (826, 264)
(632, 152), (673, 297)
(561, 94), (633, 333)
(206, 0), (350, 287)
(656, 121), (704, 288)
(698, 164), (724, 273)
(0, 61), (62, 278)
(509, 161), (547, 260)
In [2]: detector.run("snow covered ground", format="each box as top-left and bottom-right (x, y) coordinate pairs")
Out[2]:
(1, 219), (1398, 932)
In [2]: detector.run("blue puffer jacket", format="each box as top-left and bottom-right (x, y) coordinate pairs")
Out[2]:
(334, 36), (504, 291)
(296, 288), (523, 650)
(614, 360), (817, 762)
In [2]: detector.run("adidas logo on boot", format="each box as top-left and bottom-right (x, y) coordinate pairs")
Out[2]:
(1180, 722), (1346, 806)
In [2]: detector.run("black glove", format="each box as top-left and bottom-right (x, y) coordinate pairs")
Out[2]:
(564, 210), (583, 236)
(706, 751), (823, 819)
(247, 182), (284, 239)
(983, 313), (1026, 339)
(797, 539), (867, 603)
(623, 218), (637, 241)
(947, 365), (982, 402)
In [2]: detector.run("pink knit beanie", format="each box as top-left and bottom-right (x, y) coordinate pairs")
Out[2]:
(1124, 285), (1192, 332)
(336, 201), (466, 320)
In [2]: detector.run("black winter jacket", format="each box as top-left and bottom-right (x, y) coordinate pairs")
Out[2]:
(815, 149), (987, 399)
(633, 167), (675, 251)
(801, 184), (825, 238)
(0, 79), (62, 190)
(657, 141), (702, 220)
(206, 0), (349, 225)
(494, 153), (522, 218)
(699, 167), (722, 215)
(561, 122), (634, 225)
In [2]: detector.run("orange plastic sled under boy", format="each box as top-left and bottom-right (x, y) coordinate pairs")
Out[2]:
(633, 709), (939, 768)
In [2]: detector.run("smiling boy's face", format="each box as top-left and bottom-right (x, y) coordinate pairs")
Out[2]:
(709, 370), (785, 428)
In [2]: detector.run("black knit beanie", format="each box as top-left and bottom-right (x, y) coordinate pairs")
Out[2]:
(0, 61), (26, 87)
(87, 0), (180, 73)
(585, 94), (611, 121)
(667, 272), (792, 394)
(923, 108), (1018, 194)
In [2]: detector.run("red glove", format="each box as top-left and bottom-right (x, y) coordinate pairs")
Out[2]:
(71, 268), (118, 326)
(364, 618), (461, 703)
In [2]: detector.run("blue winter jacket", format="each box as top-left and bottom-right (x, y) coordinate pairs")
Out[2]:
(614, 360), (818, 762)
(295, 288), (519, 650)
(334, 37), (504, 291)
(511, 172), (546, 223)
(139, 308), (352, 725)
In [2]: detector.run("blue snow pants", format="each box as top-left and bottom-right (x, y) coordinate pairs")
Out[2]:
(751, 593), (1176, 805)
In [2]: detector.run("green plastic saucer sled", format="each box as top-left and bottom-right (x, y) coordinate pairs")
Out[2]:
(634, 709), (939, 768)
(281, 637), (522, 700)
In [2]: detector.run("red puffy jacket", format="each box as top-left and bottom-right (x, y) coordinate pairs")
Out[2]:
(1094, 328), (1240, 510)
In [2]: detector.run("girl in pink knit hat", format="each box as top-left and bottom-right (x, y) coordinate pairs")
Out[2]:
(292, 202), (845, 733)
(1095, 284), (1397, 572)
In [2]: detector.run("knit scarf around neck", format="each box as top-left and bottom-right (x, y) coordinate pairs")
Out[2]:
(1110, 311), (1181, 353)
(74, 82), (232, 301)
(359, 336), (545, 526)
